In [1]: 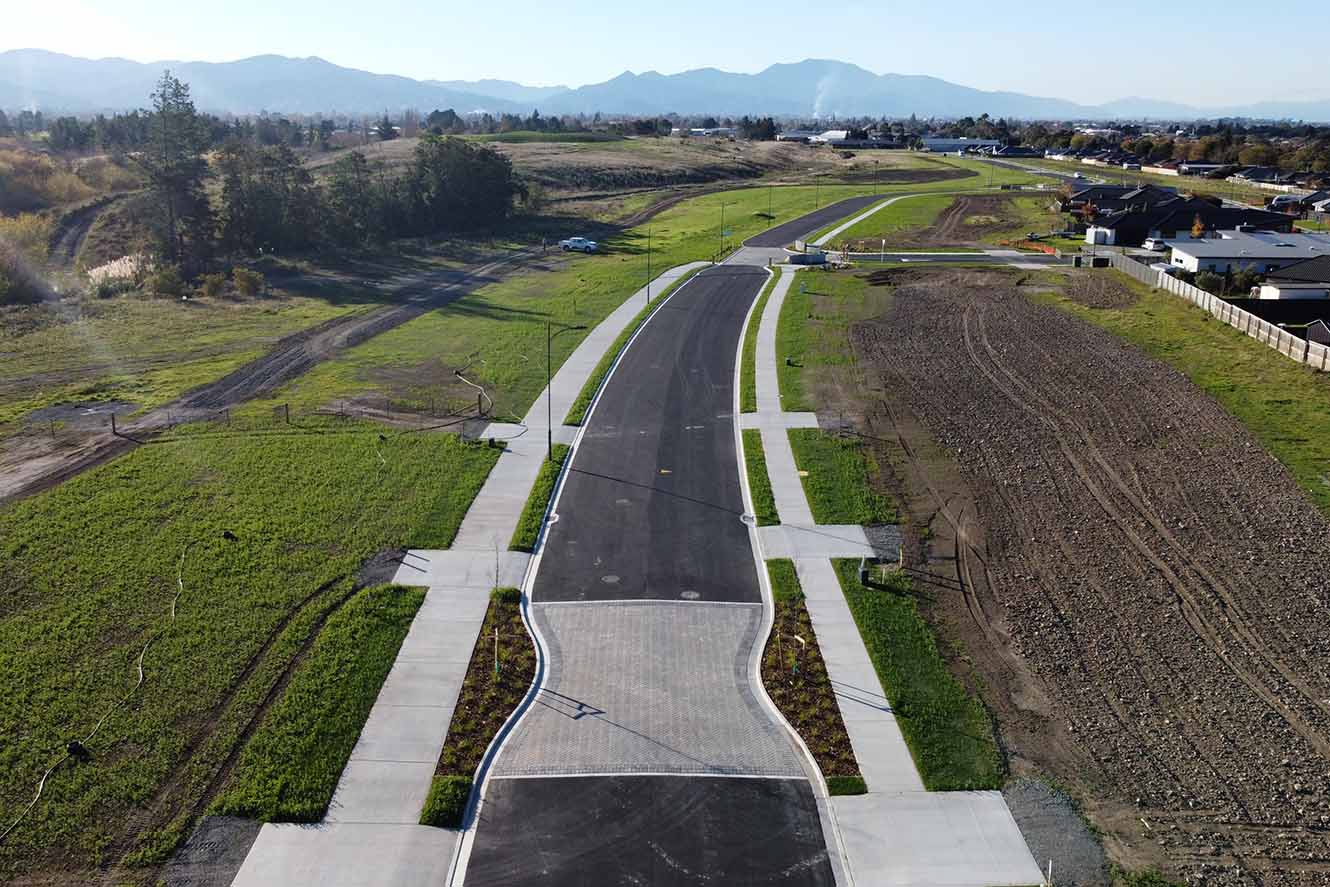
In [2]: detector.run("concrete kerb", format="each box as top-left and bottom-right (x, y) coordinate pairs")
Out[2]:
(731, 262), (855, 887)
(446, 265), (709, 886)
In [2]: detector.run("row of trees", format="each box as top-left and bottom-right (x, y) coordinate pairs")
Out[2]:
(135, 73), (521, 273)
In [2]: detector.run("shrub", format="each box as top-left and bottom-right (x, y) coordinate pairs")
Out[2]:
(0, 243), (53, 305)
(420, 775), (472, 828)
(199, 272), (226, 299)
(1195, 270), (1224, 295)
(147, 264), (186, 298)
(233, 267), (264, 298)
(491, 586), (522, 605)
(0, 211), (55, 264)
(93, 277), (135, 299)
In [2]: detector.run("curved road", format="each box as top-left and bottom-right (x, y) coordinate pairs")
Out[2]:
(459, 207), (873, 885)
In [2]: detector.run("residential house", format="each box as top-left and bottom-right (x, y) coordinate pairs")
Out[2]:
(1308, 319), (1330, 345)
(1086, 201), (1293, 247)
(1255, 254), (1330, 299)
(1167, 229), (1330, 275)
(920, 137), (1002, 153)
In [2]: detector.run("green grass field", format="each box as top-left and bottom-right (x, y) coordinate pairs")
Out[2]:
(832, 560), (1002, 790)
(1037, 274), (1330, 516)
(787, 428), (897, 525)
(739, 269), (779, 413)
(208, 584), (424, 823)
(822, 193), (956, 246)
(511, 444), (569, 551)
(564, 266), (704, 425)
(774, 275), (815, 411)
(0, 294), (359, 429)
(742, 429), (779, 526)
(0, 423), (498, 877)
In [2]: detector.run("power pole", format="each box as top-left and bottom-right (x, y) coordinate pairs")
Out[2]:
(645, 226), (652, 305)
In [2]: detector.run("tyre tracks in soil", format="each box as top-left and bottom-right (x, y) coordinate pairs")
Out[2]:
(850, 269), (1330, 881)
(960, 300), (1330, 765)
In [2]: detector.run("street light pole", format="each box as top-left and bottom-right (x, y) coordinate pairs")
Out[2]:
(645, 226), (652, 306)
(873, 159), (879, 195)
(546, 321), (587, 461)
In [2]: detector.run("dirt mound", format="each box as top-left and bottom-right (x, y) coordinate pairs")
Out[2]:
(852, 269), (1330, 886)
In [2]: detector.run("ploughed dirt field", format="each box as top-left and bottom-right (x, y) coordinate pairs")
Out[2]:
(845, 194), (1048, 251)
(843, 267), (1330, 886)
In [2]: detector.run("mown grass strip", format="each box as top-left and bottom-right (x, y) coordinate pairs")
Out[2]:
(1035, 274), (1330, 517)
(740, 269), (780, 413)
(787, 428), (897, 525)
(510, 444), (570, 551)
(765, 557), (801, 602)
(742, 429), (779, 526)
(209, 584), (424, 822)
(420, 775), (473, 828)
(775, 273), (815, 412)
(761, 559), (862, 786)
(563, 266), (703, 426)
(831, 560), (1002, 791)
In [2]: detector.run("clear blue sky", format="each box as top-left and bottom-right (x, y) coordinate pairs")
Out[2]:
(8, 0), (1329, 107)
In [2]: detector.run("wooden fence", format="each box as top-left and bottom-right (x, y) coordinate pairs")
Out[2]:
(1110, 254), (1328, 372)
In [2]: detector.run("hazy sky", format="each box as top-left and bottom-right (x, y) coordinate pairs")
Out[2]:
(7, 0), (1329, 107)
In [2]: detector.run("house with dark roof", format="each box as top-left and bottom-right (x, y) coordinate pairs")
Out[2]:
(1308, 319), (1330, 345)
(1086, 200), (1295, 247)
(1256, 254), (1330, 299)
(1061, 184), (1176, 216)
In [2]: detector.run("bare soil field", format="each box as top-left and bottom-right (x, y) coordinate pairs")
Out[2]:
(846, 194), (1026, 250)
(843, 267), (1330, 886)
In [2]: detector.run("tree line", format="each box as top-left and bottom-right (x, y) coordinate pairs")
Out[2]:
(135, 72), (522, 274)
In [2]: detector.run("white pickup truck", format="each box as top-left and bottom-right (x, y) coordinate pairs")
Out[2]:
(559, 236), (598, 253)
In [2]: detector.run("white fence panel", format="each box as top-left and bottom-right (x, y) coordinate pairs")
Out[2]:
(1108, 253), (1326, 373)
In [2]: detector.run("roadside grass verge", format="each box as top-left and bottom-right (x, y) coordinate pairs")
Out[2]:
(209, 584), (425, 822)
(0, 422), (498, 877)
(510, 444), (569, 551)
(1035, 273), (1330, 516)
(788, 428), (897, 525)
(742, 429), (779, 526)
(740, 268), (780, 413)
(760, 559), (861, 789)
(563, 265), (704, 426)
(775, 274), (815, 411)
(424, 587), (535, 828)
(831, 560), (1002, 790)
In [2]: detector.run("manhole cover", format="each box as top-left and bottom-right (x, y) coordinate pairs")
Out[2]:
(615, 498), (631, 505)
(680, 590), (700, 600)
(740, 513), (756, 526)
(601, 574), (620, 585)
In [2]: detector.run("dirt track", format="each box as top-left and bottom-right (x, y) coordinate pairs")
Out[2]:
(852, 269), (1330, 886)
(0, 250), (531, 504)
(47, 195), (122, 265)
(847, 194), (1029, 251)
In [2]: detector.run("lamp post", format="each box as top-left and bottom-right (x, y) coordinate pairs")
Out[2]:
(718, 201), (734, 259)
(645, 226), (652, 306)
(873, 158), (879, 195)
(546, 321), (587, 461)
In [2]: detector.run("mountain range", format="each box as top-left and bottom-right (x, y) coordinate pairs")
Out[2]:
(2, 50), (1327, 123)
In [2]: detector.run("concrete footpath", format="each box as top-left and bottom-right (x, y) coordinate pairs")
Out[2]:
(230, 261), (709, 887)
(748, 266), (1045, 887)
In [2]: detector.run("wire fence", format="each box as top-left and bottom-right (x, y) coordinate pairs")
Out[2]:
(1109, 253), (1329, 373)
(6, 395), (507, 446)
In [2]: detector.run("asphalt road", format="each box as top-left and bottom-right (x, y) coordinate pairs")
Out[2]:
(465, 776), (832, 886)
(533, 264), (767, 604)
(464, 202), (860, 886)
(745, 194), (884, 247)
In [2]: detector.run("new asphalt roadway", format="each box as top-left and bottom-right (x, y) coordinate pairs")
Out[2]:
(458, 206), (871, 885)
